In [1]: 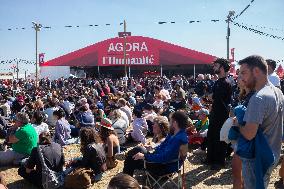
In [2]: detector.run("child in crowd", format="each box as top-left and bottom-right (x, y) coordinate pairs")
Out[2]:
(188, 108), (209, 154)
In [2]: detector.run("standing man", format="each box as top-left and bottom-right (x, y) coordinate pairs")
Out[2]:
(238, 55), (283, 188)
(266, 59), (281, 88)
(205, 58), (232, 170)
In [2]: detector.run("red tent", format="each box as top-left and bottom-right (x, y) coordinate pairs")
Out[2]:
(42, 36), (217, 67)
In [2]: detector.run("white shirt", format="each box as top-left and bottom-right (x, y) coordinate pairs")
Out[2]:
(120, 106), (132, 123)
(62, 100), (75, 114)
(118, 109), (129, 127)
(44, 107), (59, 127)
(153, 100), (164, 108)
(268, 72), (280, 87)
(112, 118), (127, 145)
(160, 89), (171, 100)
(33, 122), (50, 136)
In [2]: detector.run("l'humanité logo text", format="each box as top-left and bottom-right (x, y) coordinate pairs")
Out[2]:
(101, 41), (157, 66)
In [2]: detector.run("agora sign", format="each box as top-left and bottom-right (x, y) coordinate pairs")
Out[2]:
(107, 42), (148, 53)
(98, 37), (159, 66)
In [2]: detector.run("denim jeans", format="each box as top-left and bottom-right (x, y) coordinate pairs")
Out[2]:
(0, 149), (27, 166)
(241, 157), (278, 189)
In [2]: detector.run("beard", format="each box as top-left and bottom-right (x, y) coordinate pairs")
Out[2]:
(213, 68), (220, 74)
(169, 126), (175, 135)
(244, 75), (256, 90)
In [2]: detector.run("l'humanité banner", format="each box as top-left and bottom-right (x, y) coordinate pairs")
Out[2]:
(97, 36), (159, 66)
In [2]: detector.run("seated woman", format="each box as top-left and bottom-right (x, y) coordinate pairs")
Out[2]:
(71, 105), (95, 137)
(109, 109), (127, 145)
(31, 111), (49, 136)
(127, 109), (148, 144)
(149, 116), (169, 148)
(53, 109), (72, 146)
(123, 111), (188, 177)
(18, 132), (64, 188)
(99, 118), (120, 169)
(67, 127), (107, 182)
(90, 104), (106, 123)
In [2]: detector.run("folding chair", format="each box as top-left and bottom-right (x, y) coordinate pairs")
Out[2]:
(144, 144), (188, 189)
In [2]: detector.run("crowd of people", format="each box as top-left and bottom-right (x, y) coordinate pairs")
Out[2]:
(0, 56), (283, 189)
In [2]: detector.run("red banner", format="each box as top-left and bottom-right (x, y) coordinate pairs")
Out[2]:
(230, 48), (235, 62)
(39, 53), (45, 65)
(97, 37), (159, 66)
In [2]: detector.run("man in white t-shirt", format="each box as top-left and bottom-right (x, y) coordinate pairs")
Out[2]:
(267, 59), (280, 88)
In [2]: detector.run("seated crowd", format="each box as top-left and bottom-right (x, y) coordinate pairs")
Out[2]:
(0, 58), (282, 189)
(0, 75), (203, 188)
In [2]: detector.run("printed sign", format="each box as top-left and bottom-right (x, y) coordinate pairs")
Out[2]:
(39, 53), (45, 65)
(98, 36), (159, 66)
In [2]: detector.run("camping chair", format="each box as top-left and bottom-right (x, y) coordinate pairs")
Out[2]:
(144, 144), (188, 189)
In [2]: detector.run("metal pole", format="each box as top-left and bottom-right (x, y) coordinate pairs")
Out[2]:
(226, 11), (235, 60)
(36, 28), (38, 87)
(97, 66), (100, 78)
(160, 64), (163, 77)
(193, 64), (196, 80)
(25, 70), (27, 80)
(226, 20), (230, 60)
(128, 66), (131, 78)
(33, 22), (42, 88)
(123, 20), (127, 78)
(16, 59), (19, 80)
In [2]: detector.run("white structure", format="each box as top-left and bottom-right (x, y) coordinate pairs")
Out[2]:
(40, 66), (71, 80)
(0, 73), (13, 80)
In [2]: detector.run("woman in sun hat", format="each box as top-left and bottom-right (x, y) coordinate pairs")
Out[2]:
(99, 118), (120, 169)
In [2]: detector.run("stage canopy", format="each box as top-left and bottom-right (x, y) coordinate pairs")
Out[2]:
(42, 36), (217, 67)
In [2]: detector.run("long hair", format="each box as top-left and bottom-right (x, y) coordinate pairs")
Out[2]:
(80, 127), (102, 154)
(99, 126), (116, 143)
(153, 116), (169, 139)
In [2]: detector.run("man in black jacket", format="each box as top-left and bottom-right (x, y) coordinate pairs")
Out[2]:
(205, 58), (232, 170)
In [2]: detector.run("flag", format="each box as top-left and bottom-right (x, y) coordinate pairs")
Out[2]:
(39, 53), (45, 65)
(230, 48), (235, 62)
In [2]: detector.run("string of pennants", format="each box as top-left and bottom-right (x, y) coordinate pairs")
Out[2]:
(232, 0), (255, 20)
(0, 19), (222, 31)
(0, 59), (35, 65)
(0, 0), (256, 31)
(237, 23), (284, 33)
(0, 68), (30, 72)
(233, 22), (284, 41)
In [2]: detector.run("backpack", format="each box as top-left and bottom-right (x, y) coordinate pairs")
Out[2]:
(37, 146), (64, 189)
(64, 167), (93, 189)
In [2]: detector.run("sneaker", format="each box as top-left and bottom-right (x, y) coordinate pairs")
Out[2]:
(115, 152), (126, 160)
(193, 148), (206, 155)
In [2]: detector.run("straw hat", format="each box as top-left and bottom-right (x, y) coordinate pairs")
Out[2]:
(99, 118), (114, 130)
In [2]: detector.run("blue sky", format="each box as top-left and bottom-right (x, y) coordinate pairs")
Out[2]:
(0, 0), (283, 74)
